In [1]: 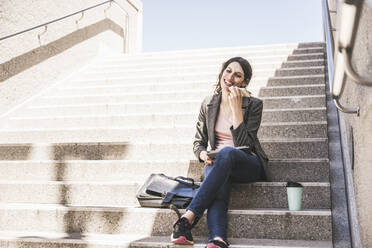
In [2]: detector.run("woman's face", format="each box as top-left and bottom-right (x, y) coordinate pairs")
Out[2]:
(219, 62), (246, 92)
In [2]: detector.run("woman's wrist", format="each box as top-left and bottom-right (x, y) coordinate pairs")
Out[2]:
(200, 150), (207, 161)
(232, 111), (243, 129)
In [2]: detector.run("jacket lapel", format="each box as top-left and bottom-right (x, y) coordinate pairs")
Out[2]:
(206, 94), (221, 150)
(241, 96), (251, 118)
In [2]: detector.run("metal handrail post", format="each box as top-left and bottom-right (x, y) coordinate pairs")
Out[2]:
(322, 0), (359, 114)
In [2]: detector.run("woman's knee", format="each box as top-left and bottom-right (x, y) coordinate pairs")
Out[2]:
(216, 147), (238, 162)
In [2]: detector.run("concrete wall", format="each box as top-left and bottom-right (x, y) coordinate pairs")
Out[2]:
(0, 0), (142, 116)
(328, 0), (372, 247)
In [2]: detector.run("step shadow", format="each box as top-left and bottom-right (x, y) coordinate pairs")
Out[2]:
(51, 142), (129, 240)
(1, 18), (124, 83)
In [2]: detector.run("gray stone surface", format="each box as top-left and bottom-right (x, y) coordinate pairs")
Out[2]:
(0, 121), (327, 143)
(3, 107), (327, 130)
(266, 159), (329, 182)
(297, 42), (325, 48)
(260, 138), (329, 160)
(0, 181), (330, 209)
(0, 205), (332, 240)
(268, 75), (325, 86)
(0, 234), (333, 248)
(0, 139), (329, 161)
(328, 1), (372, 247)
(0, 41), (335, 247)
(259, 84), (326, 97)
(189, 158), (330, 183)
(262, 108), (327, 122)
(287, 54), (324, 61)
(261, 95), (326, 109)
(282, 60), (325, 68)
(0, 158), (330, 182)
(274, 67), (325, 77)
(259, 121), (327, 138)
(292, 48), (325, 55)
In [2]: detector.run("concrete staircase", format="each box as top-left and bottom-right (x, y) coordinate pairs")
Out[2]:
(0, 42), (332, 247)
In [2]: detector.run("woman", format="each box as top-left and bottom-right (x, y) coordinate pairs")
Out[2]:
(171, 57), (268, 248)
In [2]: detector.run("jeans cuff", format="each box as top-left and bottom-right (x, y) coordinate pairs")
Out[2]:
(186, 206), (203, 218)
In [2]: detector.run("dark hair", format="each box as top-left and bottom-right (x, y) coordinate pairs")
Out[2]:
(214, 57), (253, 94)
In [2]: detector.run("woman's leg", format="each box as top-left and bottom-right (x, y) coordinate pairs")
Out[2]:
(187, 146), (262, 217)
(189, 147), (263, 243)
(173, 146), (262, 245)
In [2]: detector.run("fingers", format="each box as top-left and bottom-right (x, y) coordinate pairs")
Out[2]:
(228, 86), (241, 98)
(205, 157), (214, 165)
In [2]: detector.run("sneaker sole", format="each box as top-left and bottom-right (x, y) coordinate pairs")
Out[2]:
(206, 243), (223, 248)
(171, 234), (194, 245)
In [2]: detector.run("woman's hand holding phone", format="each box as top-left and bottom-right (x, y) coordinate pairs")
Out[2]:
(200, 151), (214, 165)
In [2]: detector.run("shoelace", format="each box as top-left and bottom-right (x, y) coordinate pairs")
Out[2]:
(169, 204), (200, 229)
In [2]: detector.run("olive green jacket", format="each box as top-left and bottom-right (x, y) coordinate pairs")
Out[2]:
(193, 93), (268, 180)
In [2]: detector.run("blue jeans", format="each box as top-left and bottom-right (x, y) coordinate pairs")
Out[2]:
(187, 146), (264, 242)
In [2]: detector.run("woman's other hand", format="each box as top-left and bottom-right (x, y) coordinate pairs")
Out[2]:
(200, 151), (214, 165)
(228, 86), (242, 113)
(228, 86), (244, 129)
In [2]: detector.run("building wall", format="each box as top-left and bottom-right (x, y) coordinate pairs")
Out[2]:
(328, 0), (372, 247)
(0, 0), (142, 116)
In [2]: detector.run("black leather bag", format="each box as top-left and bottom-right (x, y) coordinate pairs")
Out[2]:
(136, 173), (200, 208)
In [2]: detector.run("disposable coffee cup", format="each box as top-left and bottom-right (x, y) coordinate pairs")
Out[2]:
(286, 182), (303, 211)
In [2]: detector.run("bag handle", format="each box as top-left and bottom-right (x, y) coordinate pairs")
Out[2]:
(175, 176), (195, 186)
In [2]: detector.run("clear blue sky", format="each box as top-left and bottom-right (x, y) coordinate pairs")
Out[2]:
(142, 0), (324, 52)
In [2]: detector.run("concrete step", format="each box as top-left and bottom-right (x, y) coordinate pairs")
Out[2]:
(96, 47), (303, 61)
(260, 95), (326, 109)
(97, 55), (289, 68)
(72, 71), (268, 85)
(32, 91), (326, 109)
(267, 75), (325, 86)
(297, 42), (325, 48)
(274, 67), (325, 77)
(98, 46), (323, 62)
(0, 204), (332, 240)
(54, 78), (219, 93)
(0, 138), (329, 161)
(0, 181), (331, 209)
(258, 85), (325, 97)
(35, 90), (212, 106)
(0, 158), (329, 182)
(287, 53), (324, 61)
(282, 59), (325, 68)
(14, 96), (326, 117)
(96, 52), (291, 66)
(262, 107), (327, 122)
(75, 69), (277, 82)
(0, 121), (328, 143)
(0, 232), (333, 248)
(49, 79), (267, 96)
(83, 64), (324, 79)
(80, 67), (280, 79)
(292, 48), (324, 54)
(88, 62), (284, 74)
(91, 60), (284, 71)
(92, 49), (324, 71)
(5, 107), (327, 129)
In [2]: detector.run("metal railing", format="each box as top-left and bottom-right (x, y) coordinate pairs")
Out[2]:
(322, 0), (372, 115)
(0, 0), (138, 42)
(322, 1), (363, 248)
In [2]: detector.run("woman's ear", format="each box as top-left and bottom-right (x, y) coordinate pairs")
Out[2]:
(240, 81), (248, 88)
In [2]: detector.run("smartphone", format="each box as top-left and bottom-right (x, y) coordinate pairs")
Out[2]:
(206, 146), (251, 159)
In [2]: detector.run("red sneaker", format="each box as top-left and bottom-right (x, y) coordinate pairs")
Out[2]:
(205, 239), (229, 248)
(171, 217), (194, 245)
